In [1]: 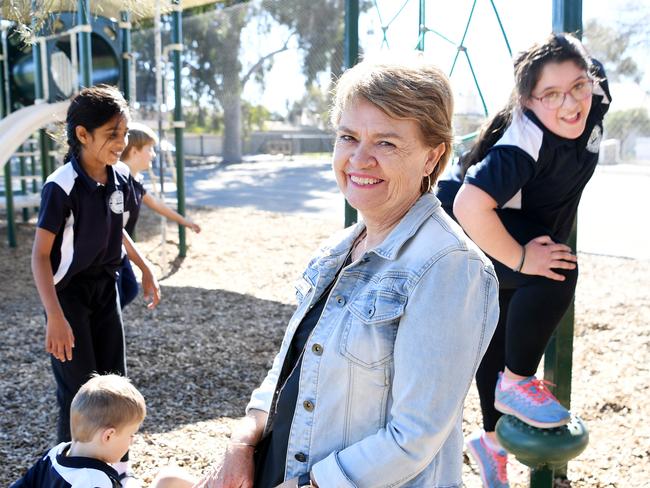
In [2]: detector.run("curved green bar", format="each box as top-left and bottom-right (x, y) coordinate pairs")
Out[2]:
(495, 415), (589, 469)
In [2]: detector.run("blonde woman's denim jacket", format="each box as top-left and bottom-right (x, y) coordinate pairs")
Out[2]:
(247, 193), (499, 488)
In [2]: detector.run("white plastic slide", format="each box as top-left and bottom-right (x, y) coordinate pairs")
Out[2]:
(0, 100), (70, 169)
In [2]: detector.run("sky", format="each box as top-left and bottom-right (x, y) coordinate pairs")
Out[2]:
(239, 0), (648, 118)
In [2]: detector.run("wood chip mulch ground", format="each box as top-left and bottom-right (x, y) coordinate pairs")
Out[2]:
(1, 205), (648, 487)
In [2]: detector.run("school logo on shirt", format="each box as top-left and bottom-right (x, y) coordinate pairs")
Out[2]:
(586, 125), (602, 153)
(109, 190), (124, 214)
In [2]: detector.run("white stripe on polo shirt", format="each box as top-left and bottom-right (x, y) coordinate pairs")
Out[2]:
(45, 162), (78, 195)
(491, 110), (543, 210)
(494, 109), (544, 162)
(113, 161), (132, 180)
(47, 443), (115, 488)
(53, 212), (75, 285)
(45, 164), (78, 285)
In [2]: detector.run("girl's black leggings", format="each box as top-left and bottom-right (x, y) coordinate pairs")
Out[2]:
(441, 206), (579, 432)
(477, 260), (578, 431)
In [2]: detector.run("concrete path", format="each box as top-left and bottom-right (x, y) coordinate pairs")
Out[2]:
(158, 155), (343, 216)
(156, 156), (649, 260)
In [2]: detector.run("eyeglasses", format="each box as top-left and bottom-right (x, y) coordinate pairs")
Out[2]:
(531, 80), (594, 110)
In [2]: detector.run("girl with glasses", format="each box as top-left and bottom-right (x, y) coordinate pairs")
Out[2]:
(436, 33), (611, 487)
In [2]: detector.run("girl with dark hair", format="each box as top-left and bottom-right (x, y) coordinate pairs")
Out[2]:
(436, 33), (611, 487)
(31, 85), (160, 484)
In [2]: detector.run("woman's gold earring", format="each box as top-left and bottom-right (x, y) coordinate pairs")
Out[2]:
(425, 174), (432, 193)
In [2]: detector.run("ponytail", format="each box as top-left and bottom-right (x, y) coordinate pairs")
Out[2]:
(461, 100), (514, 176)
(64, 127), (82, 164)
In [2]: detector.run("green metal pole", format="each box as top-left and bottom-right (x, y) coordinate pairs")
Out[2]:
(2, 22), (16, 245)
(1, 23), (11, 116)
(2, 20), (16, 244)
(171, 0), (186, 257)
(0, 20), (6, 118)
(417, 0), (425, 51)
(31, 140), (38, 213)
(343, 0), (359, 227)
(537, 3), (583, 487)
(4, 162), (16, 246)
(78, 0), (92, 87)
(530, 468), (554, 487)
(120, 11), (132, 102)
(553, 0), (583, 38)
(38, 133), (50, 178)
(19, 151), (28, 221)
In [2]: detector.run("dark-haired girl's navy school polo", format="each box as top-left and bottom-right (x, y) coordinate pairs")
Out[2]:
(37, 155), (138, 443)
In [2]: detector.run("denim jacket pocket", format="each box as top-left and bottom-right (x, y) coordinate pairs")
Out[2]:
(340, 289), (406, 368)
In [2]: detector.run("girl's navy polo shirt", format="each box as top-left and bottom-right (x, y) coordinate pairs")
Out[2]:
(437, 62), (611, 243)
(37, 156), (138, 291)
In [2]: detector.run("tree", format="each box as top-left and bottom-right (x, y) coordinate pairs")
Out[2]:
(182, 0), (353, 163)
(605, 108), (650, 158)
(583, 18), (643, 83)
(287, 84), (331, 129)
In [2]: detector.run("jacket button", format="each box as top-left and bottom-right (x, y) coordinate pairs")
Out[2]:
(295, 452), (307, 462)
(335, 295), (345, 306)
(311, 343), (323, 355)
(303, 400), (315, 412)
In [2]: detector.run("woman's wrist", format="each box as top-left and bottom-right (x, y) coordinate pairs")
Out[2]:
(229, 440), (256, 449)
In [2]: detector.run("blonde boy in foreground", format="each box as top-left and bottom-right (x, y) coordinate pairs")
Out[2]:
(11, 375), (195, 488)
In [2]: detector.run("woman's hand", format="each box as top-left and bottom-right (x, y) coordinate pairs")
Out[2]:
(194, 444), (255, 488)
(521, 235), (577, 281)
(45, 312), (75, 362)
(195, 410), (267, 488)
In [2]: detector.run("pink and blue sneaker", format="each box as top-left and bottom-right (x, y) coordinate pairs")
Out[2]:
(494, 372), (570, 428)
(466, 431), (509, 488)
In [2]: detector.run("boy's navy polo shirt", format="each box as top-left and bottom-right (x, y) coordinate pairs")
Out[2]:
(37, 156), (137, 291)
(437, 61), (611, 243)
(10, 442), (121, 487)
(124, 174), (146, 236)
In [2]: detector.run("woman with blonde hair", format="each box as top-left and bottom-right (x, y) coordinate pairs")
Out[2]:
(200, 55), (499, 488)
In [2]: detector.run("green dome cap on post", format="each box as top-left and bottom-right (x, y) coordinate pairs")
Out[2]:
(496, 414), (589, 470)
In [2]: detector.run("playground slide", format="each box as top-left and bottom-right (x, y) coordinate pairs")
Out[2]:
(0, 100), (70, 169)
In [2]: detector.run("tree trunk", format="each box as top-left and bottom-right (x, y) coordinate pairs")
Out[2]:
(221, 85), (242, 164)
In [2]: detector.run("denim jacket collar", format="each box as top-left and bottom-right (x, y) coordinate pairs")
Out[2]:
(329, 193), (441, 263)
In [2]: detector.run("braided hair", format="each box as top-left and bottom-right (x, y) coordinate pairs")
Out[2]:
(64, 85), (129, 163)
